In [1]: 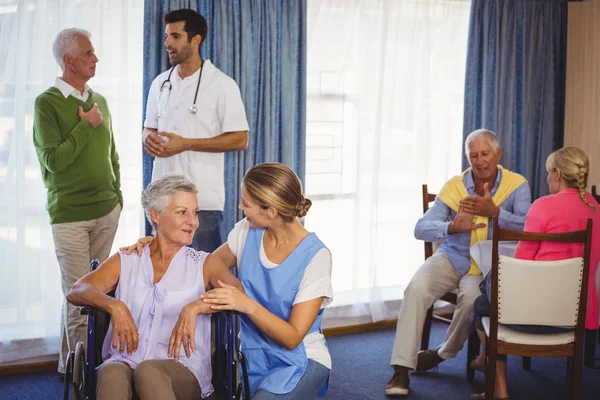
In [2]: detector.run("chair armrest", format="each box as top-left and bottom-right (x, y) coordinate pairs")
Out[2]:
(238, 350), (251, 400)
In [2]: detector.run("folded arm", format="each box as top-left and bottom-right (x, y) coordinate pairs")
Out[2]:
(185, 130), (248, 152)
(144, 129), (248, 158)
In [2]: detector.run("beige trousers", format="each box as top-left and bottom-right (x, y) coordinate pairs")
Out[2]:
(52, 204), (121, 373)
(96, 360), (202, 400)
(390, 252), (482, 369)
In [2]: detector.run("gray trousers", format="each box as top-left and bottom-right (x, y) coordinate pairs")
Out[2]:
(96, 360), (202, 400)
(390, 252), (482, 369)
(52, 204), (121, 373)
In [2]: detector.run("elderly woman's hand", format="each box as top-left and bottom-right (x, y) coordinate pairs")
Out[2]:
(168, 302), (211, 361)
(107, 300), (139, 355)
(118, 236), (154, 256)
(201, 280), (256, 314)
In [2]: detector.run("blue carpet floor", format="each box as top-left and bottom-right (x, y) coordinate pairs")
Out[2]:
(325, 322), (600, 400)
(1, 321), (599, 399)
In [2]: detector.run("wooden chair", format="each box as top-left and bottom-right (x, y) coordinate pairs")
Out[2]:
(519, 186), (598, 370)
(592, 185), (600, 203)
(483, 218), (593, 400)
(420, 184), (479, 380)
(588, 185), (600, 360)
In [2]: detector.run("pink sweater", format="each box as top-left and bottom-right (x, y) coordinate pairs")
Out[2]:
(514, 188), (600, 329)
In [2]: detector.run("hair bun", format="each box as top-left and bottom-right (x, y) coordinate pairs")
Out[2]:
(295, 197), (312, 218)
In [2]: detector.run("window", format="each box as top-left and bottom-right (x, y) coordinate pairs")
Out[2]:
(305, 0), (471, 321)
(0, 0), (144, 362)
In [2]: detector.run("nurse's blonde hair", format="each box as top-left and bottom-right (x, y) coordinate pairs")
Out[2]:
(243, 163), (311, 222)
(546, 146), (595, 211)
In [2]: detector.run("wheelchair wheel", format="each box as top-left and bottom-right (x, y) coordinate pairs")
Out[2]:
(72, 341), (86, 400)
(63, 351), (74, 400)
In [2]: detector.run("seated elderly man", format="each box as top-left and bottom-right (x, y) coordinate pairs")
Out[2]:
(385, 129), (531, 396)
(67, 175), (242, 400)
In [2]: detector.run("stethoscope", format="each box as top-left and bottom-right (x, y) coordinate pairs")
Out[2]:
(157, 61), (204, 116)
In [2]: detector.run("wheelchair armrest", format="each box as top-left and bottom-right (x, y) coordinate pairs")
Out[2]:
(80, 259), (102, 317)
(80, 306), (94, 316)
(79, 288), (114, 316)
(238, 350), (251, 400)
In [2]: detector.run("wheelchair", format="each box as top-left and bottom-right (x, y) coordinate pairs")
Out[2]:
(64, 259), (250, 400)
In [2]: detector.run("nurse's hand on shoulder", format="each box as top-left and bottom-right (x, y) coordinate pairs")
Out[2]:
(156, 131), (189, 157)
(119, 236), (154, 256)
(202, 280), (256, 314)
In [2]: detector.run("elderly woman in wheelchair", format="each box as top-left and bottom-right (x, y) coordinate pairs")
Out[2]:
(67, 174), (243, 400)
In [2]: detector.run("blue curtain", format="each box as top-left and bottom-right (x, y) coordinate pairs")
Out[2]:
(462, 0), (570, 199)
(142, 0), (306, 236)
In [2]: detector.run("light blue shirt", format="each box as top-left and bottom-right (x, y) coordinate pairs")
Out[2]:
(414, 169), (531, 275)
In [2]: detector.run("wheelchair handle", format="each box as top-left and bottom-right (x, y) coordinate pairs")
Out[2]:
(79, 306), (94, 316)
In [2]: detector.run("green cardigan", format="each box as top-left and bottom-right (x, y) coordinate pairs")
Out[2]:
(33, 87), (122, 224)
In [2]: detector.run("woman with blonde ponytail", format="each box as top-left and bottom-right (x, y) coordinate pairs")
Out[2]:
(516, 146), (600, 330)
(471, 146), (600, 400)
(545, 146), (596, 210)
(205, 162), (333, 399)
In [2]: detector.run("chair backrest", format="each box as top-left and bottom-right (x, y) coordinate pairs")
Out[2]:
(422, 184), (438, 259)
(489, 218), (593, 337)
(496, 255), (584, 326)
(592, 185), (600, 204)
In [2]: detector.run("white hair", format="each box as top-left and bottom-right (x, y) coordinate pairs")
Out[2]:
(141, 174), (198, 233)
(464, 129), (500, 155)
(52, 28), (91, 71)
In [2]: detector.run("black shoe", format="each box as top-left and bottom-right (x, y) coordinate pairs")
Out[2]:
(415, 348), (445, 372)
(385, 365), (409, 396)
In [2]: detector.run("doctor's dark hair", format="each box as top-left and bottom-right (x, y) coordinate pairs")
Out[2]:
(243, 163), (312, 222)
(164, 9), (208, 46)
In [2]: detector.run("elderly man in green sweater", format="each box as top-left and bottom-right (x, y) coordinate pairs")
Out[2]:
(33, 28), (122, 378)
